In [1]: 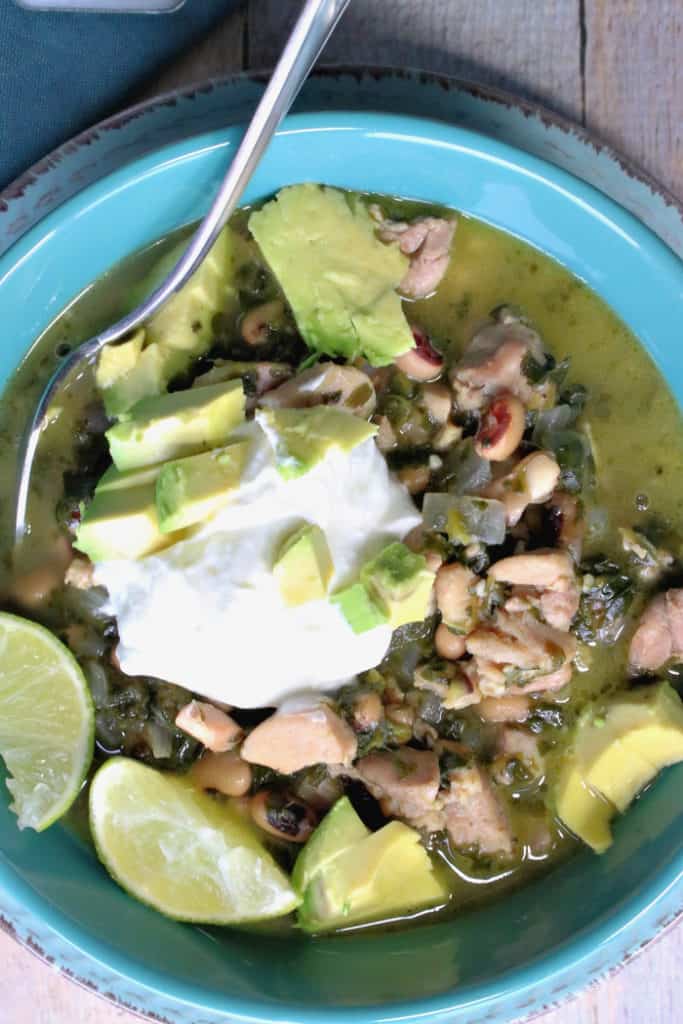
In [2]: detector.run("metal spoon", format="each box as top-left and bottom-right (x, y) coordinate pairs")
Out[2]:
(14, 0), (350, 545)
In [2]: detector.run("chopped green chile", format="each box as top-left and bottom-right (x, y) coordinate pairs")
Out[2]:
(423, 493), (506, 545)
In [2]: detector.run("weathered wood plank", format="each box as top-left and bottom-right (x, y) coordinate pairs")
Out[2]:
(247, 0), (583, 122)
(584, 0), (682, 199)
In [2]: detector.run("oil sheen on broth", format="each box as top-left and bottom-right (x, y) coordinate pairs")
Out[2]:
(1, 198), (682, 928)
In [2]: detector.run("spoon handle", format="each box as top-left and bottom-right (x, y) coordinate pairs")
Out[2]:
(14, 0), (349, 544)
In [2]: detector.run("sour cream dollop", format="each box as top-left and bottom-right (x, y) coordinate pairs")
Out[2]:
(94, 421), (420, 707)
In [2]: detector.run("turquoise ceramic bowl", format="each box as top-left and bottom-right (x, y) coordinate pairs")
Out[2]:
(1, 74), (682, 1024)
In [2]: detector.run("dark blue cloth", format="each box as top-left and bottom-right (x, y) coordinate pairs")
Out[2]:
(0, 0), (242, 189)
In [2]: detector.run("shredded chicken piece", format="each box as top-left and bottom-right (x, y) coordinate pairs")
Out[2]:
(448, 319), (547, 411)
(443, 765), (515, 856)
(491, 549), (580, 632)
(260, 364), (376, 418)
(466, 610), (576, 697)
(241, 705), (357, 774)
(373, 210), (456, 299)
(175, 701), (243, 753)
(629, 589), (683, 672)
(64, 556), (94, 590)
(356, 748), (440, 822)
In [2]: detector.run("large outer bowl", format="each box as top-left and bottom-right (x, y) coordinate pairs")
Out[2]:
(1, 70), (682, 1024)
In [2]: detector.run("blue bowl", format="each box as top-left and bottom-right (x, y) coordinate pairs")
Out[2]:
(1, 72), (682, 1024)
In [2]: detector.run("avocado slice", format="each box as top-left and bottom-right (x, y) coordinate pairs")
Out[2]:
(331, 582), (388, 634)
(577, 683), (683, 811)
(273, 523), (334, 606)
(361, 542), (436, 628)
(248, 184), (414, 366)
(554, 762), (614, 854)
(555, 682), (683, 851)
(155, 440), (251, 533)
(74, 464), (174, 562)
(292, 796), (369, 896)
(106, 379), (245, 472)
(96, 226), (241, 416)
(258, 407), (377, 480)
(298, 819), (448, 933)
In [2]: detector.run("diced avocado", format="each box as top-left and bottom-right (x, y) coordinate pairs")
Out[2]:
(96, 227), (241, 416)
(361, 542), (436, 628)
(248, 184), (414, 366)
(143, 227), (238, 354)
(74, 465), (173, 561)
(298, 819), (448, 933)
(259, 407), (377, 479)
(273, 523), (334, 606)
(96, 339), (168, 419)
(292, 796), (369, 895)
(97, 330), (145, 387)
(106, 379), (245, 472)
(155, 440), (251, 533)
(554, 762), (614, 854)
(331, 583), (388, 634)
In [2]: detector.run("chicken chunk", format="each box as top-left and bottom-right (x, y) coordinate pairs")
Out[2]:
(375, 213), (456, 299)
(629, 589), (683, 672)
(175, 701), (244, 753)
(356, 748), (440, 822)
(466, 610), (576, 696)
(489, 549), (575, 592)
(491, 549), (579, 631)
(509, 661), (573, 695)
(443, 764), (515, 857)
(261, 364), (376, 418)
(241, 705), (357, 774)
(448, 319), (546, 412)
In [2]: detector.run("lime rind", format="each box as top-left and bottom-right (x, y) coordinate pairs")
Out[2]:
(0, 612), (94, 831)
(89, 758), (300, 924)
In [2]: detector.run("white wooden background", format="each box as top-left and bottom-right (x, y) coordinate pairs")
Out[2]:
(2, 1), (682, 1022)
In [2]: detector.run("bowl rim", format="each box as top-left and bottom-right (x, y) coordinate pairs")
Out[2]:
(1, 66), (682, 1024)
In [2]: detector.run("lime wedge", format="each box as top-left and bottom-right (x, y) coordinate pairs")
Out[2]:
(0, 612), (94, 831)
(89, 758), (300, 923)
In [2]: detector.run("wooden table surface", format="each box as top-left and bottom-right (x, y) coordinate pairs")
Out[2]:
(3, 2), (682, 1022)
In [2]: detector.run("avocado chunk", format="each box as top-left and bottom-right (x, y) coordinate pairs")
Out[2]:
(292, 796), (369, 895)
(331, 582), (388, 634)
(155, 440), (251, 533)
(258, 407), (377, 479)
(273, 523), (334, 606)
(248, 184), (414, 366)
(555, 683), (683, 851)
(106, 379), (245, 472)
(361, 542), (436, 628)
(96, 226), (240, 416)
(74, 464), (173, 562)
(298, 818), (448, 933)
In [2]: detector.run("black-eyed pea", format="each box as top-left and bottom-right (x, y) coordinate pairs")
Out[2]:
(192, 750), (253, 797)
(249, 790), (316, 844)
(474, 392), (526, 461)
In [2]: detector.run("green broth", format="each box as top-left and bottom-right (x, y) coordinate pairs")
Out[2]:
(2, 199), (682, 932)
